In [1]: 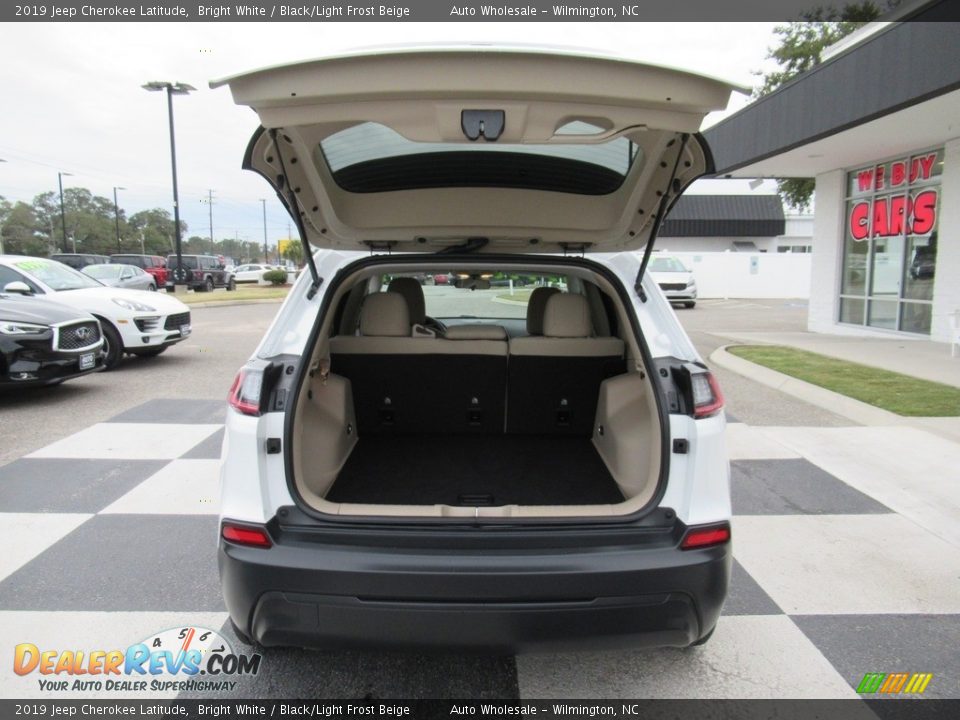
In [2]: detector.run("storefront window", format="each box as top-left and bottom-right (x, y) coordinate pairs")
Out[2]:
(839, 297), (865, 325)
(839, 148), (942, 335)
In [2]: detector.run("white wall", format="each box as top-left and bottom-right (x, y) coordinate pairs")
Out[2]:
(658, 237), (766, 253)
(669, 252), (811, 298)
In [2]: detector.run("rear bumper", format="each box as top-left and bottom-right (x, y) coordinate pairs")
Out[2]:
(219, 522), (731, 652)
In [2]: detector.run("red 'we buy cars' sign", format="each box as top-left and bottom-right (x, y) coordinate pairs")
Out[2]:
(848, 152), (938, 241)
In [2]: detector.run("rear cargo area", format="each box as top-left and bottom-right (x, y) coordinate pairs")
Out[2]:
(326, 434), (624, 507)
(290, 269), (665, 518)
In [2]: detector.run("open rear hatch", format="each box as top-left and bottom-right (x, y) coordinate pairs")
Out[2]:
(214, 48), (740, 519)
(212, 47), (743, 259)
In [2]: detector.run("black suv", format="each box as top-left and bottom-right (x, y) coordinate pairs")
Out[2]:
(165, 254), (236, 292)
(49, 253), (110, 270)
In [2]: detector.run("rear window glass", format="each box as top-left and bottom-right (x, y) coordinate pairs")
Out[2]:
(321, 122), (641, 195)
(380, 273), (568, 320)
(168, 255), (199, 269)
(112, 255), (146, 268)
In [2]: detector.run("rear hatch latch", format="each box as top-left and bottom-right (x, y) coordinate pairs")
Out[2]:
(461, 110), (505, 141)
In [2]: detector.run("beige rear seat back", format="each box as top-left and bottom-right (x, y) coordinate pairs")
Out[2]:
(386, 276), (427, 326)
(329, 292), (507, 434)
(525, 286), (560, 336)
(507, 293), (626, 435)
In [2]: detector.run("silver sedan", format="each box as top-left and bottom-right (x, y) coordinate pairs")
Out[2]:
(82, 263), (157, 291)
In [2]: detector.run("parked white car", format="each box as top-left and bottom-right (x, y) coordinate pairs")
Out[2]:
(214, 47), (732, 652)
(648, 254), (698, 308)
(232, 263), (273, 284)
(0, 256), (191, 368)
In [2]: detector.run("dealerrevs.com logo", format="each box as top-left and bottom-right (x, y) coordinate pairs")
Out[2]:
(13, 626), (261, 693)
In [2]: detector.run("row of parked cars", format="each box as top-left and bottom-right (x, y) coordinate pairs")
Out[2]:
(0, 254), (196, 390)
(51, 252), (241, 293)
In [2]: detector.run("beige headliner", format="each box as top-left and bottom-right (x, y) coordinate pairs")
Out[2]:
(212, 48), (741, 254)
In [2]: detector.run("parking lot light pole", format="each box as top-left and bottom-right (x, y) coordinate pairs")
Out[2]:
(0, 159), (5, 254)
(142, 81), (195, 287)
(113, 186), (126, 253)
(57, 171), (73, 253)
(260, 199), (268, 263)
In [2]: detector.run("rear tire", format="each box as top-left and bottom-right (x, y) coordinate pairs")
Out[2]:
(147, 283), (157, 292)
(204, 277), (214, 293)
(99, 321), (124, 370)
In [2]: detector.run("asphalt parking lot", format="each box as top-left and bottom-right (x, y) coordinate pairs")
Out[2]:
(2, 298), (958, 700)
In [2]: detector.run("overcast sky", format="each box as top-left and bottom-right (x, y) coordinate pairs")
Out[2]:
(0, 22), (781, 244)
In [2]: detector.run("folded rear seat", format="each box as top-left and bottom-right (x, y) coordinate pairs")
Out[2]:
(507, 293), (626, 435)
(330, 293), (508, 435)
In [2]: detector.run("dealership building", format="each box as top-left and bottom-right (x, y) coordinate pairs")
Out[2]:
(704, 6), (960, 343)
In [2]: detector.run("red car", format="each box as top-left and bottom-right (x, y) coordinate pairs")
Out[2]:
(109, 254), (168, 288)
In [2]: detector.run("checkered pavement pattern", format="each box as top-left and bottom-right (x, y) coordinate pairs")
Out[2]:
(1, 400), (958, 700)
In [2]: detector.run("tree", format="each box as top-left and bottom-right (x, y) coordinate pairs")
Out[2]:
(1, 200), (50, 256)
(127, 208), (187, 256)
(279, 238), (304, 266)
(754, 4), (886, 211)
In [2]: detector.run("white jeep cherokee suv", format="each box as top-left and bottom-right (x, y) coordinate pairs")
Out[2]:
(215, 47), (733, 651)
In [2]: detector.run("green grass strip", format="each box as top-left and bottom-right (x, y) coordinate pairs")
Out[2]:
(727, 345), (960, 417)
(177, 287), (290, 305)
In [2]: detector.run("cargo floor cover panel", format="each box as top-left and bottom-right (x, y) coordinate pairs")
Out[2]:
(326, 434), (623, 506)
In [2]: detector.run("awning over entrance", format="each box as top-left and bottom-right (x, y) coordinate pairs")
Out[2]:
(703, 6), (960, 178)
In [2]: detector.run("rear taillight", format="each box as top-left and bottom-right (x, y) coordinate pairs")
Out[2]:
(692, 371), (724, 419)
(680, 523), (731, 550)
(222, 523), (272, 548)
(228, 367), (264, 416)
(193, 270), (203, 280)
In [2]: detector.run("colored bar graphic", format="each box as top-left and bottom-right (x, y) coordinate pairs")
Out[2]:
(857, 672), (933, 694)
(856, 673), (886, 693)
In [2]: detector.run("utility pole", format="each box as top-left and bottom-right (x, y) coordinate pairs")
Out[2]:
(57, 171), (73, 252)
(260, 199), (268, 263)
(207, 189), (215, 254)
(113, 186), (125, 253)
